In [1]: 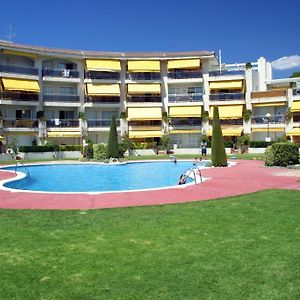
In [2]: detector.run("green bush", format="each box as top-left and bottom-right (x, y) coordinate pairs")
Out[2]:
(59, 145), (83, 152)
(93, 144), (107, 160)
(265, 142), (299, 166)
(19, 145), (56, 152)
(250, 141), (272, 148)
(224, 140), (233, 148)
(106, 115), (119, 158)
(211, 106), (227, 167)
(83, 139), (94, 159)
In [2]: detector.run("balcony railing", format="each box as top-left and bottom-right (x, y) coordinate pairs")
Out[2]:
(127, 95), (161, 103)
(251, 115), (285, 124)
(85, 96), (120, 103)
(168, 70), (202, 79)
(85, 71), (120, 80)
(127, 72), (161, 81)
(0, 64), (38, 76)
(42, 68), (80, 78)
(171, 119), (202, 127)
(87, 119), (120, 127)
(43, 94), (80, 102)
(209, 70), (245, 76)
(251, 90), (286, 98)
(169, 93), (202, 103)
(209, 93), (245, 101)
(46, 119), (79, 127)
(209, 119), (243, 126)
(3, 119), (38, 128)
(0, 91), (39, 101)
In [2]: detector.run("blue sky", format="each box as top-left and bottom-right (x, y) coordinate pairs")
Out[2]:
(1, 0), (300, 78)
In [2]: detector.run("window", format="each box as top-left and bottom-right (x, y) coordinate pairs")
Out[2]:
(169, 87), (181, 95)
(188, 87), (202, 94)
(59, 111), (74, 119)
(44, 86), (76, 95)
(102, 111), (117, 120)
(16, 110), (32, 119)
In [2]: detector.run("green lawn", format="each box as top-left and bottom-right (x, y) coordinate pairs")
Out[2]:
(0, 189), (299, 299)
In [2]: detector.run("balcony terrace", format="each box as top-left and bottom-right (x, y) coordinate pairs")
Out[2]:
(209, 69), (245, 77)
(0, 64), (38, 76)
(209, 119), (243, 126)
(127, 95), (161, 103)
(171, 118), (202, 128)
(168, 69), (202, 79)
(126, 72), (161, 81)
(251, 114), (285, 124)
(42, 68), (80, 78)
(0, 91), (39, 102)
(46, 119), (79, 128)
(3, 119), (38, 128)
(209, 92), (245, 101)
(87, 119), (120, 127)
(43, 94), (80, 102)
(85, 96), (120, 103)
(168, 93), (202, 103)
(85, 71), (120, 80)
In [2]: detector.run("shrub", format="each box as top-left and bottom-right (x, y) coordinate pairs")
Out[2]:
(106, 115), (119, 158)
(265, 142), (299, 167)
(160, 134), (170, 151)
(93, 144), (107, 160)
(59, 145), (83, 152)
(211, 106), (227, 167)
(19, 145), (56, 152)
(250, 141), (272, 148)
(243, 109), (252, 122)
(224, 140), (233, 148)
(83, 139), (94, 159)
(237, 134), (250, 153)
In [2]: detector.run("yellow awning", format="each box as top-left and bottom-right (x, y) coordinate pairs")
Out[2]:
(0, 135), (3, 141)
(129, 130), (163, 138)
(252, 127), (285, 132)
(207, 127), (243, 136)
(291, 101), (300, 112)
(209, 105), (243, 119)
(252, 102), (286, 107)
(169, 106), (202, 117)
(167, 59), (200, 70)
(127, 107), (162, 120)
(86, 83), (120, 95)
(209, 80), (243, 90)
(287, 128), (300, 136)
(85, 59), (121, 71)
(170, 130), (200, 134)
(2, 49), (37, 59)
(47, 132), (81, 138)
(127, 83), (161, 94)
(1, 78), (40, 92)
(128, 60), (160, 72)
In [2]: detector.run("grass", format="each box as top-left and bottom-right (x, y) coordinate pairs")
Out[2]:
(0, 189), (299, 299)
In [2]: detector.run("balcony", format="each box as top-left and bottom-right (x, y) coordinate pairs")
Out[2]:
(46, 119), (79, 128)
(3, 119), (38, 128)
(0, 91), (39, 102)
(0, 64), (38, 76)
(169, 93), (202, 103)
(209, 92), (244, 101)
(209, 119), (243, 126)
(85, 71), (120, 80)
(127, 72), (161, 81)
(251, 90), (286, 98)
(171, 118), (202, 128)
(209, 70), (245, 77)
(127, 95), (161, 103)
(43, 94), (80, 102)
(293, 89), (300, 96)
(42, 68), (80, 78)
(168, 70), (202, 79)
(85, 96), (120, 103)
(87, 119), (120, 127)
(251, 114), (285, 124)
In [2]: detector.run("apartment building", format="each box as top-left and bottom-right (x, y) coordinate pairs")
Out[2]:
(0, 41), (300, 150)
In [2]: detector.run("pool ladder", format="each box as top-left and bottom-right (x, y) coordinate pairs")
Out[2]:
(181, 167), (203, 185)
(15, 161), (30, 178)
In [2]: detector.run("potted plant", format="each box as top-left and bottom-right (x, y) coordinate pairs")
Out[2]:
(120, 112), (127, 120)
(245, 62), (252, 69)
(78, 111), (87, 121)
(284, 108), (293, 122)
(201, 110), (209, 122)
(243, 109), (252, 122)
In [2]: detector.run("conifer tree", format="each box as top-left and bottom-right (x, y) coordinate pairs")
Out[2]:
(211, 106), (227, 167)
(106, 115), (119, 158)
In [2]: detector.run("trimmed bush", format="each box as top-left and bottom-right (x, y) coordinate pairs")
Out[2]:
(19, 145), (57, 152)
(93, 144), (107, 160)
(59, 145), (83, 152)
(106, 115), (119, 158)
(250, 141), (272, 148)
(265, 142), (299, 166)
(211, 106), (227, 167)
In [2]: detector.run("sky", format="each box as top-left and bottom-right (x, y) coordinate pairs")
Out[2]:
(1, 0), (300, 78)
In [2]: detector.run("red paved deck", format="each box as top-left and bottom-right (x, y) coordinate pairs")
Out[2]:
(0, 160), (299, 210)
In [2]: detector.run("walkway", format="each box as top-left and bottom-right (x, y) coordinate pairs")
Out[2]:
(0, 160), (299, 210)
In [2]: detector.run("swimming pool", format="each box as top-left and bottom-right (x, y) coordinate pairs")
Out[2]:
(1, 161), (207, 193)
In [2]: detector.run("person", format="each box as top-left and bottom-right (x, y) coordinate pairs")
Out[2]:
(193, 157), (198, 166)
(178, 174), (186, 185)
(170, 155), (177, 164)
(201, 139), (207, 158)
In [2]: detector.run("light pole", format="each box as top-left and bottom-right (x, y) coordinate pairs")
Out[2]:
(265, 112), (271, 142)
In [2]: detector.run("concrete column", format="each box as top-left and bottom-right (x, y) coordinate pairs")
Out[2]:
(35, 58), (44, 111)
(286, 88), (294, 133)
(161, 60), (169, 133)
(38, 120), (47, 145)
(120, 60), (127, 137)
(257, 57), (267, 91)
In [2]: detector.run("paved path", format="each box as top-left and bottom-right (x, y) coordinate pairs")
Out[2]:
(0, 160), (299, 210)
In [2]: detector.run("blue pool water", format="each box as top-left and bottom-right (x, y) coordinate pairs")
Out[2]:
(2, 161), (205, 193)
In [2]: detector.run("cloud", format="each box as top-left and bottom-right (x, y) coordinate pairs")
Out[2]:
(272, 55), (300, 70)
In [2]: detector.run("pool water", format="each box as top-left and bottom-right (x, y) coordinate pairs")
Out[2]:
(2, 161), (206, 193)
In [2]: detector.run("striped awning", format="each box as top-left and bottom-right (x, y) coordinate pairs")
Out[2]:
(169, 106), (202, 118)
(127, 107), (162, 120)
(129, 130), (163, 138)
(1, 78), (40, 92)
(287, 128), (300, 136)
(47, 132), (81, 138)
(209, 105), (243, 119)
(291, 101), (300, 112)
(207, 127), (243, 136)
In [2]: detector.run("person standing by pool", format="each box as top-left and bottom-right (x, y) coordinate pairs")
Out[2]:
(201, 139), (207, 158)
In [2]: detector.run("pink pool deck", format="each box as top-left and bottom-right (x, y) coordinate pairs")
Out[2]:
(0, 160), (299, 210)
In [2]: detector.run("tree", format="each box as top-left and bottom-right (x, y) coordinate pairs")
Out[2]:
(290, 71), (300, 78)
(211, 106), (227, 167)
(106, 115), (119, 158)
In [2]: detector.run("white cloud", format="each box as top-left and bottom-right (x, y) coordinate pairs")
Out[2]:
(272, 55), (300, 70)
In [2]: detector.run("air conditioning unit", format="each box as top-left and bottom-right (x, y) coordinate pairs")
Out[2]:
(62, 69), (70, 77)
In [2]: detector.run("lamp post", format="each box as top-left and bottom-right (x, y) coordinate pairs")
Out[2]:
(265, 112), (271, 142)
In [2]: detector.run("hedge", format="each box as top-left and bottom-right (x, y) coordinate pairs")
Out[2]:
(250, 141), (272, 148)
(19, 145), (82, 153)
(265, 142), (299, 166)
